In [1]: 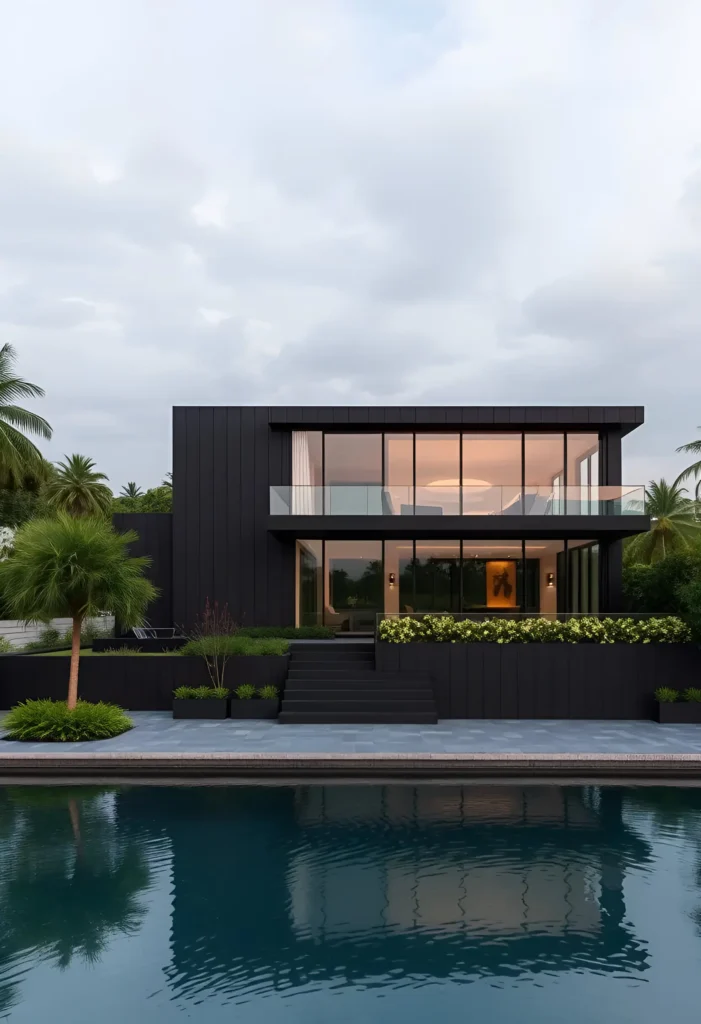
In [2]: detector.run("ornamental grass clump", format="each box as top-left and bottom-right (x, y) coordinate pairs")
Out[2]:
(3, 699), (133, 742)
(173, 685), (228, 700)
(682, 687), (701, 702)
(654, 686), (680, 703)
(234, 684), (256, 700)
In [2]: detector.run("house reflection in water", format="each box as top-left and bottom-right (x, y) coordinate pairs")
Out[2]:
(117, 784), (651, 1004)
(285, 785), (648, 978)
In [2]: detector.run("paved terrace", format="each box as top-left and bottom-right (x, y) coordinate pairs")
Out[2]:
(1, 714), (701, 779)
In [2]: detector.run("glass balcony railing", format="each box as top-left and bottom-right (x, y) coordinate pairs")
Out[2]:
(269, 484), (646, 516)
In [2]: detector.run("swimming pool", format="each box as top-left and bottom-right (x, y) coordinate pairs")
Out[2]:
(0, 783), (699, 1022)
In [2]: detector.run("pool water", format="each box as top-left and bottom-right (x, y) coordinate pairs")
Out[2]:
(1, 784), (700, 1022)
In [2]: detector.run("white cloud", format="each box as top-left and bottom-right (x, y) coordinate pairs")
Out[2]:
(0, 0), (700, 489)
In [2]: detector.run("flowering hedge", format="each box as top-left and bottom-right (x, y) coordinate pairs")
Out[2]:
(378, 614), (692, 644)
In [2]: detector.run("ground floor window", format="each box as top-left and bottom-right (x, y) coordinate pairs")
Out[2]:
(295, 539), (600, 630)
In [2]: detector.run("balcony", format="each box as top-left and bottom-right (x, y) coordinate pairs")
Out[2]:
(269, 484), (645, 517)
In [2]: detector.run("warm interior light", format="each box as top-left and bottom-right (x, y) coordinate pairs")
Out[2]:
(388, 572), (396, 586)
(546, 572), (555, 587)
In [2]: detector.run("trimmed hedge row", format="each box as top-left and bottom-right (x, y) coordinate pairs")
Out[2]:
(378, 614), (692, 644)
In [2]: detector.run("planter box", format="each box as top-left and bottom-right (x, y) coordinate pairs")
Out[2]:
(173, 698), (228, 720)
(229, 699), (279, 720)
(655, 701), (701, 724)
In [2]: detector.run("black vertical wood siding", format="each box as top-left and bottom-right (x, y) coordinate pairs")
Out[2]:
(376, 642), (699, 719)
(112, 513), (173, 627)
(172, 407), (294, 628)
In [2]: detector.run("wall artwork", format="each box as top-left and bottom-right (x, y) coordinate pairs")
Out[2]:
(486, 560), (517, 609)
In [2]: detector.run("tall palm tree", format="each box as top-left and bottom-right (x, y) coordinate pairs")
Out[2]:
(44, 455), (113, 517)
(120, 482), (143, 499)
(0, 514), (157, 708)
(625, 477), (701, 563)
(677, 430), (701, 499)
(0, 343), (52, 487)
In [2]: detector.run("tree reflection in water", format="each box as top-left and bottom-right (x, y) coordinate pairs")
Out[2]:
(0, 787), (151, 1015)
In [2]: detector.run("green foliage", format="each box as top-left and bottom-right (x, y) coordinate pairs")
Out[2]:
(622, 551), (701, 614)
(654, 686), (680, 703)
(0, 636), (12, 653)
(0, 515), (156, 625)
(676, 576), (701, 641)
(43, 454), (113, 518)
(3, 699), (133, 741)
(624, 478), (701, 564)
(180, 635), (289, 657)
(235, 625), (335, 639)
(378, 614), (692, 644)
(119, 482), (143, 499)
(234, 684), (256, 700)
(112, 485), (172, 514)
(102, 646), (141, 655)
(0, 342), (52, 489)
(21, 620), (113, 653)
(683, 687), (701, 702)
(173, 685), (228, 699)
(258, 684), (279, 700)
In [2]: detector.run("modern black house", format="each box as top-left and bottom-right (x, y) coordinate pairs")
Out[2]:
(170, 406), (649, 633)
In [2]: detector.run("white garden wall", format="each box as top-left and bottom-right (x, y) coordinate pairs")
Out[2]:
(0, 616), (115, 649)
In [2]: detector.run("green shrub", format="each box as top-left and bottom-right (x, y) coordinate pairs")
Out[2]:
(172, 685), (229, 700)
(655, 686), (680, 703)
(378, 614), (692, 644)
(180, 636), (289, 657)
(0, 637), (13, 654)
(682, 687), (701, 702)
(3, 699), (133, 742)
(258, 685), (279, 700)
(623, 552), (701, 614)
(102, 645), (141, 655)
(234, 684), (256, 700)
(236, 625), (335, 639)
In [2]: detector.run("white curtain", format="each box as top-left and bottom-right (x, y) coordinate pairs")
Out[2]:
(292, 431), (317, 514)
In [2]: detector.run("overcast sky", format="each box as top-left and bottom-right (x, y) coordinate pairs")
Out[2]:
(1, 0), (701, 491)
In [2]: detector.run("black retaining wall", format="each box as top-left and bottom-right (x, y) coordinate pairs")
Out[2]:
(376, 643), (700, 720)
(0, 655), (289, 711)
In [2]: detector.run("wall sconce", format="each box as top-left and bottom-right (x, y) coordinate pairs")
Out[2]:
(388, 572), (396, 587)
(546, 572), (555, 588)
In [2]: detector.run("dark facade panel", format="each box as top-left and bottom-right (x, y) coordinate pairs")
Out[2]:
(112, 512), (173, 628)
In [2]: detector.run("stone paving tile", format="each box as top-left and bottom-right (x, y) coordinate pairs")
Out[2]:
(2, 711), (701, 756)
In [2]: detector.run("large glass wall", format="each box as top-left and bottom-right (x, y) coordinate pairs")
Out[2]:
(325, 540), (383, 632)
(415, 434), (460, 515)
(566, 434), (600, 513)
(462, 433), (522, 515)
(384, 434), (414, 515)
(296, 539), (323, 626)
(414, 541), (461, 612)
(297, 538), (601, 627)
(324, 434), (382, 514)
(524, 540), (565, 616)
(524, 434), (565, 513)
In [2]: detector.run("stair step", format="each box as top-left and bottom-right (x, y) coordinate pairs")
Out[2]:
(281, 699), (436, 712)
(283, 689), (434, 700)
(288, 662), (375, 672)
(278, 711), (438, 724)
(289, 653), (374, 663)
(285, 679), (433, 692)
(290, 643), (374, 652)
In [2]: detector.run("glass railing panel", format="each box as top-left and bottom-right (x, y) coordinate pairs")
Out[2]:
(461, 485), (523, 515)
(414, 486), (460, 516)
(270, 484), (646, 515)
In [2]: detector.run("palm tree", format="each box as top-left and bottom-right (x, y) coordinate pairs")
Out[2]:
(120, 482), (143, 499)
(0, 343), (52, 487)
(625, 477), (701, 563)
(677, 430), (701, 499)
(44, 454), (113, 517)
(0, 514), (157, 708)
(162, 471), (172, 488)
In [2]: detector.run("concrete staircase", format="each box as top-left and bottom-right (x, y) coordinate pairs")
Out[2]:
(278, 641), (438, 724)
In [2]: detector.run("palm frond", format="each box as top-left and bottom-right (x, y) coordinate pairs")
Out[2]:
(0, 405), (52, 439)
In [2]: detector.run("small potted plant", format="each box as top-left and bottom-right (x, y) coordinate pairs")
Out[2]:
(654, 686), (701, 724)
(172, 685), (229, 719)
(229, 684), (280, 720)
